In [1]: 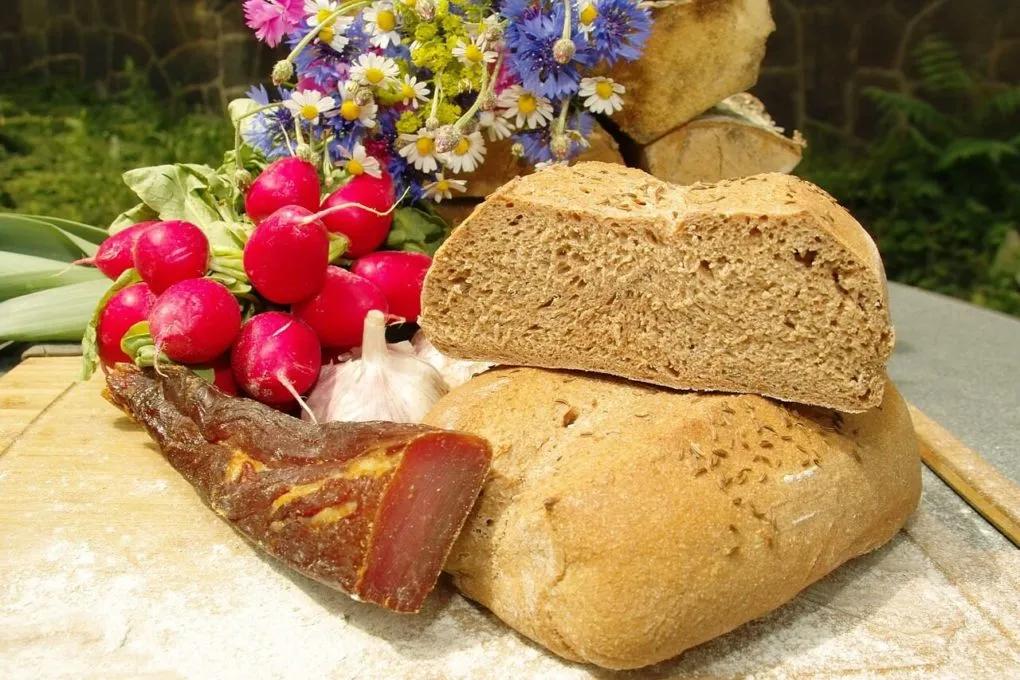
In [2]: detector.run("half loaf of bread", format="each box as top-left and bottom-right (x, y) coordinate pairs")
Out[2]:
(420, 162), (893, 412)
(426, 367), (921, 670)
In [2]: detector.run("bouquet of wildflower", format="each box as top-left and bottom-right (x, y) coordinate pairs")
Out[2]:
(240, 0), (652, 204)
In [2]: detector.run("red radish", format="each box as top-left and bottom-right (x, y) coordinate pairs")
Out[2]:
(133, 220), (210, 294)
(210, 355), (238, 395)
(97, 282), (156, 366)
(292, 266), (389, 349)
(245, 157), (321, 224)
(319, 171), (395, 257)
(352, 251), (432, 322)
(243, 205), (330, 304)
(89, 221), (157, 280)
(231, 311), (321, 406)
(148, 278), (241, 364)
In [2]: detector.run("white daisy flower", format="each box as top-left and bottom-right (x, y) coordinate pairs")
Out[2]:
(451, 35), (498, 67)
(305, 0), (355, 52)
(339, 143), (382, 178)
(468, 14), (503, 45)
(423, 173), (467, 203)
(397, 75), (429, 109)
(498, 86), (554, 129)
(577, 0), (599, 38)
(283, 89), (337, 125)
(363, 1), (401, 49)
(478, 109), (514, 142)
(579, 76), (625, 115)
(441, 130), (487, 173)
(350, 53), (399, 89)
(397, 130), (440, 173)
(337, 83), (378, 128)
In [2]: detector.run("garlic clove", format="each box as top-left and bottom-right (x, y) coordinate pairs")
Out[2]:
(411, 331), (494, 390)
(305, 310), (449, 424)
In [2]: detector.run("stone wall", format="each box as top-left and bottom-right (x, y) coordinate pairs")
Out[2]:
(0, 0), (273, 108)
(1, 0), (1016, 139)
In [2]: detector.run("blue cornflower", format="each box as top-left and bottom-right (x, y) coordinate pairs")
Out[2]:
(515, 109), (595, 164)
(242, 87), (298, 159)
(386, 152), (426, 204)
(583, 0), (651, 65)
(505, 4), (595, 100)
(324, 115), (362, 151)
(246, 110), (295, 159)
(301, 56), (348, 92)
(501, 0), (545, 27)
(247, 84), (271, 105)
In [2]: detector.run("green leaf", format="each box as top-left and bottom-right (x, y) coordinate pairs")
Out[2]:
(110, 203), (159, 234)
(990, 230), (1020, 279)
(192, 367), (216, 384)
(0, 278), (110, 344)
(121, 163), (227, 228)
(387, 206), (451, 255)
(938, 138), (1019, 168)
(80, 268), (142, 379)
(11, 214), (108, 244)
(118, 319), (171, 368)
(119, 320), (154, 359)
(203, 219), (250, 250)
(864, 88), (953, 135)
(981, 86), (1020, 121)
(913, 37), (973, 95)
(328, 232), (349, 263)
(0, 252), (105, 300)
(0, 213), (98, 260)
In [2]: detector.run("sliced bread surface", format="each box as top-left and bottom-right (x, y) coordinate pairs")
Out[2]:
(420, 162), (893, 412)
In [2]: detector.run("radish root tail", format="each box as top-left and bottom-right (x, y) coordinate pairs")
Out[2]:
(277, 371), (318, 423)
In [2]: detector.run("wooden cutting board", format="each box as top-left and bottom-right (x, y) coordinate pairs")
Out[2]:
(1, 359), (1018, 679)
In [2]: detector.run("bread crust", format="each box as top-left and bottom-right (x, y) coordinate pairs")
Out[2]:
(426, 368), (921, 670)
(420, 162), (894, 413)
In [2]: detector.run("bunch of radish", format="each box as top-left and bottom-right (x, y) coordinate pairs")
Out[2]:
(93, 156), (433, 411)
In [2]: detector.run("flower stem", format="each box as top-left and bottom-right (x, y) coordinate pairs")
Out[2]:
(284, 1), (370, 65)
(555, 97), (571, 136)
(429, 78), (443, 121)
(454, 51), (503, 130)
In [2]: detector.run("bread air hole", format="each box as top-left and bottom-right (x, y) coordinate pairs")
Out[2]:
(794, 249), (818, 267)
(832, 269), (850, 295)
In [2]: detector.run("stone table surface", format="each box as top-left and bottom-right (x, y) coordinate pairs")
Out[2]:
(887, 282), (1019, 484)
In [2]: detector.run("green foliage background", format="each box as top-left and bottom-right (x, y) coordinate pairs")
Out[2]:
(797, 39), (1020, 316)
(0, 65), (232, 228)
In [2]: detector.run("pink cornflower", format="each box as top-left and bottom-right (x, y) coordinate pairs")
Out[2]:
(243, 0), (305, 47)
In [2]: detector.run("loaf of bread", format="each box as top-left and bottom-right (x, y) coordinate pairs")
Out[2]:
(425, 368), (920, 670)
(420, 162), (893, 413)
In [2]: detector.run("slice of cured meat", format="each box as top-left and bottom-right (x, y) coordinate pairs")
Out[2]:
(104, 365), (492, 613)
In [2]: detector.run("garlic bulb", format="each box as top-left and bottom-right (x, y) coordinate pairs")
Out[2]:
(304, 310), (448, 424)
(411, 331), (494, 389)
